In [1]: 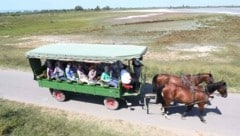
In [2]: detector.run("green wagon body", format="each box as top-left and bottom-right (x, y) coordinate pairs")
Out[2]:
(38, 79), (121, 98)
(26, 43), (147, 109)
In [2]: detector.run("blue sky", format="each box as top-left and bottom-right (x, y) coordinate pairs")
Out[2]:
(1, 0), (240, 11)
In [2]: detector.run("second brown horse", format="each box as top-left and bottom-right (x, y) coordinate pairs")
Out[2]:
(160, 80), (227, 122)
(152, 73), (214, 103)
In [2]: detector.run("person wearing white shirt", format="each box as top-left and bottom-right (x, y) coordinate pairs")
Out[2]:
(120, 67), (132, 84)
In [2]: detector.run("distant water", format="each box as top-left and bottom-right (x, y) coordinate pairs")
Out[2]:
(173, 7), (240, 15)
(118, 7), (240, 16)
(1, 7), (240, 15)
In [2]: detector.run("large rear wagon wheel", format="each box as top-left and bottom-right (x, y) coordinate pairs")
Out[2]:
(104, 98), (119, 110)
(52, 90), (67, 102)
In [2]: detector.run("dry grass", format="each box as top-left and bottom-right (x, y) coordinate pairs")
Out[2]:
(0, 11), (240, 91)
(154, 15), (240, 45)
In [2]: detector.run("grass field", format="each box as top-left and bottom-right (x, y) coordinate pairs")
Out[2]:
(0, 10), (240, 91)
(0, 99), (175, 136)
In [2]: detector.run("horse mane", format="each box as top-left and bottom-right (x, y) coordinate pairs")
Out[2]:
(206, 83), (217, 94)
(197, 73), (212, 77)
(159, 73), (171, 76)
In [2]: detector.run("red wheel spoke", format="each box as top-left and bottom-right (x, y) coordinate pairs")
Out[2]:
(52, 90), (66, 102)
(104, 98), (119, 110)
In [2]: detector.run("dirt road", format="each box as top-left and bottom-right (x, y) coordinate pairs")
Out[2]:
(0, 69), (239, 136)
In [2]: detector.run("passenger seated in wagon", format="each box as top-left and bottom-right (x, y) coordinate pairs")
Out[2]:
(65, 62), (77, 82)
(120, 65), (135, 90)
(46, 61), (55, 80)
(53, 61), (66, 81)
(88, 65), (98, 84)
(100, 66), (118, 88)
(77, 64), (89, 84)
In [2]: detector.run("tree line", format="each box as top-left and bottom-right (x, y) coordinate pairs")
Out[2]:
(74, 5), (111, 11)
(0, 5), (112, 16)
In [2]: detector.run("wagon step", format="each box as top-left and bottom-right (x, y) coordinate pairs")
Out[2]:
(122, 92), (139, 97)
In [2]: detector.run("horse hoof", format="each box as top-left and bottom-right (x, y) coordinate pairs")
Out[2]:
(181, 116), (186, 120)
(200, 119), (207, 123)
(164, 114), (170, 120)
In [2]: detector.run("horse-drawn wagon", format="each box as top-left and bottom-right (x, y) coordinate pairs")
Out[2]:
(25, 43), (147, 110)
(26, 43), (228, 122)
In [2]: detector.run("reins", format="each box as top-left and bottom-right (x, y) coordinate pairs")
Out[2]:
(180, 74), (196, 103)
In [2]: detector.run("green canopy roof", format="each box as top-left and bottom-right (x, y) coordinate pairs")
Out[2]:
(25, 43), (147, 63)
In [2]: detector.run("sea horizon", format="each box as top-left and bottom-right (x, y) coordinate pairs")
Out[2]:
(1, 7), (240, 15)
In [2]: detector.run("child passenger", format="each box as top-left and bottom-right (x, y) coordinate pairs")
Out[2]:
(65, 63), (76, 81)
(53, 61), (65, 81)
(100, 66), (118, 88)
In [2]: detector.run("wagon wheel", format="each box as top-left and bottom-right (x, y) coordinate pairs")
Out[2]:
(52, 90), (66, 102)
(104, 98), (119, 110)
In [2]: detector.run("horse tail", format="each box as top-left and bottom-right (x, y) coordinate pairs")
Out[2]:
(152, 74), (165, 104)
(152, 74), (159, 93)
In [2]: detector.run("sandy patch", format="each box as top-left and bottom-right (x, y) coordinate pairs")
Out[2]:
(15, 35), (73, 48)
(146, 44), (226, 62)
(115, 13), (162, 20)
(115, 9), (178, 13)
(166, 44), (223, 53)
(14, 35), (108, 48)
(145, 51), (208, 61)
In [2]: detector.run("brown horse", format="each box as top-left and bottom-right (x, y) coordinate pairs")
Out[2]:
(160, 80), (227, 123)
(152, 73), (214, 103)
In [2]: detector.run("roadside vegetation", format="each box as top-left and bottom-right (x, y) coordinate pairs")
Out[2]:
(0, 10), (240, 91)
(0, 99), (175, 136)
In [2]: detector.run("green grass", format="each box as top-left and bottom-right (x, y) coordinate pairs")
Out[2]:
(0, 11), (137, 36)
(0, 11), (240, 92)
(0, 99), (115, 136)
(0, 45), (29, 69)
(0, 99), (173, 136)
(0, 12), (96, 36)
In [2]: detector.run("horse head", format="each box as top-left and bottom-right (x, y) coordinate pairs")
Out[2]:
(216, 80), (228, 98)
(207, 80), (227, 98)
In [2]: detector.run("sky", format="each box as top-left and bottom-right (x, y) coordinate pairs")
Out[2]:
(0, 0), (240, 11)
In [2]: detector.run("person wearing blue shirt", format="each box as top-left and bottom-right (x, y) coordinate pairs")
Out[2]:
(65, 63), (76, 81)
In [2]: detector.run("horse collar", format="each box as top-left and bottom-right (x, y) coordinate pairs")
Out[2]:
(204, 86), (210, 96)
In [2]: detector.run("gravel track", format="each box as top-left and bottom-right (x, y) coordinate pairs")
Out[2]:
(0, 69), (239, 136)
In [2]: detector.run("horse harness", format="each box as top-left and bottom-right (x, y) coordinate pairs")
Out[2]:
(180, 74), (195, 103)
(202, 84), (214, 99)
